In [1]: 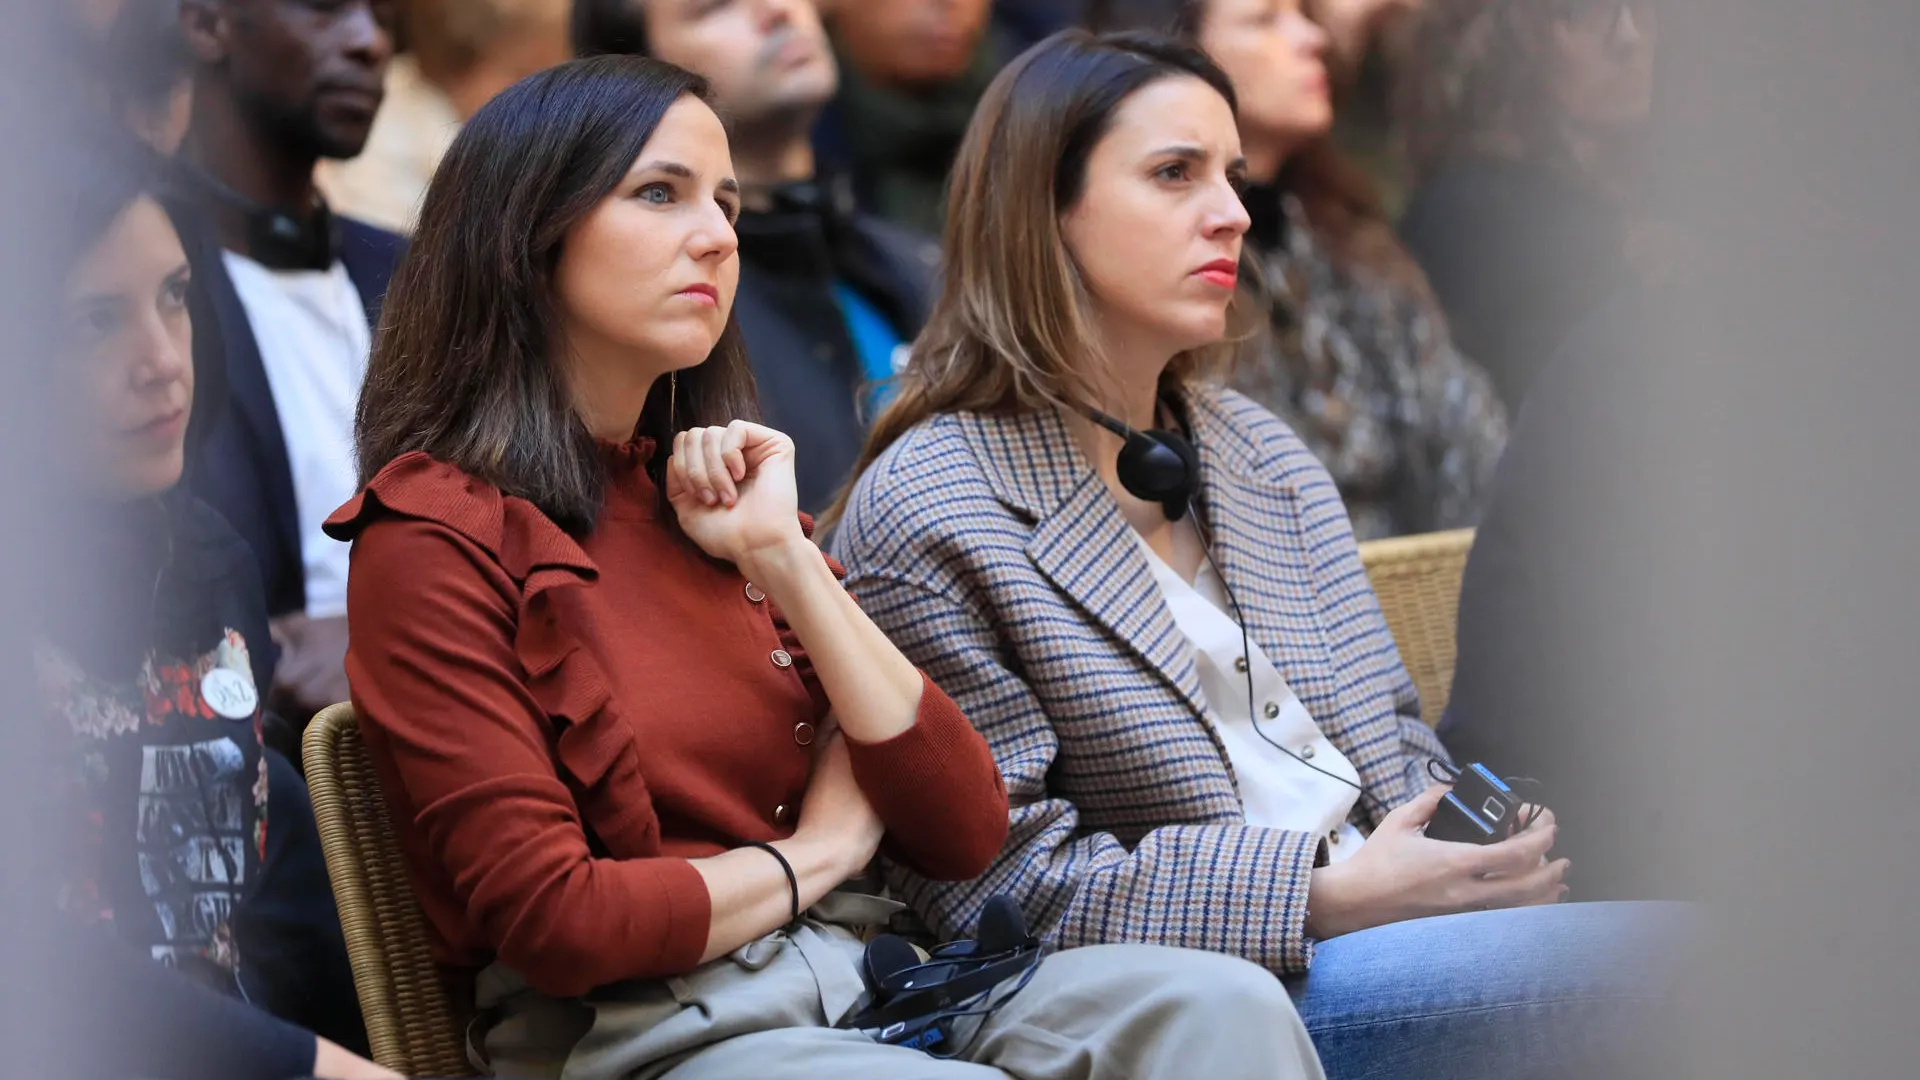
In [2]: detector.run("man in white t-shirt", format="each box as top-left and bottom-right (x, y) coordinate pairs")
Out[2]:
(171, 0), (405, 733)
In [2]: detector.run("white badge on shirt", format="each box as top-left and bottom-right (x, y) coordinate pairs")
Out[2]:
(201, 667), (261, 720)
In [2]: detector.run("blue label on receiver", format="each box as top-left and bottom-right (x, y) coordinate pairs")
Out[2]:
(1467, 763), (1511, 793)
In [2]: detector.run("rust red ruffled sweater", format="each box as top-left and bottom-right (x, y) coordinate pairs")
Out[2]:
(323, 442), (1007, 998)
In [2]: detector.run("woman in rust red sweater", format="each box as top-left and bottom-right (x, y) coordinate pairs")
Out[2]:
(327, 55), (1324, 1080)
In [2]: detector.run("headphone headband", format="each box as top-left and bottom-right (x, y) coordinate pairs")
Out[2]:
(175, 161), (340, 272)
(1081, 406), (1135, 442)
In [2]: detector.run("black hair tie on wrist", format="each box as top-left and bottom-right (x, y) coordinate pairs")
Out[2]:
(747, 840), (801, 926)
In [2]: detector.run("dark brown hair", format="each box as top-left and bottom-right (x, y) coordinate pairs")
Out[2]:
(355, 54), (758, 535)
(822, 29), (1246, 531)
(1089, 0), (1437, 301)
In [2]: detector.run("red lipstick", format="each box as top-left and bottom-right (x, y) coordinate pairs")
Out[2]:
(1194, 259), (1238, 289)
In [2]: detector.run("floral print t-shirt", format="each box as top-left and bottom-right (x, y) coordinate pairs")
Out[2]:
(41, 626), (269, 993)
(1232, 192), (1509, 541)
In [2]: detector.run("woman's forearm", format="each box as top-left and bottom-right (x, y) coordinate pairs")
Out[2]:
(737, 535), (1007, 882)
(312, 1037), (403, 1079)
(691, 832), (860, 963)
(739, 534), (925, 744)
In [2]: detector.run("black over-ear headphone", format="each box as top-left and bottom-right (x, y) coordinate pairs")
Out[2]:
(1080, 405), (1201, 521)
(840, 896), (1047, 1056)
(178, 163), (341, 272)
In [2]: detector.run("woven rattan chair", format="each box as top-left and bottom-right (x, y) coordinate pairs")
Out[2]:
(1356, 528), (1475, 728)
(303, 703), (477, 1077)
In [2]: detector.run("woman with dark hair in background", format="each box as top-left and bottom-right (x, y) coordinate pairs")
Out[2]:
(831, 29), (1684, 1080)
(37, 118), (394, 1079)
(1090, 0), (1507, 540)
(330, 53), (1323, 1080)
(1395, 0), (1659, 407)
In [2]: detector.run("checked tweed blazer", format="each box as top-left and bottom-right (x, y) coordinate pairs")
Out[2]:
(831, 384), (1450, 975)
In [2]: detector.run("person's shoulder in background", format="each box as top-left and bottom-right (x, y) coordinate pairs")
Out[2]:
(851, 211), (942, 281)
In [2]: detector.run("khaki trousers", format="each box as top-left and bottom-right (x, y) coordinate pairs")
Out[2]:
(472, 916), (1322, 1080)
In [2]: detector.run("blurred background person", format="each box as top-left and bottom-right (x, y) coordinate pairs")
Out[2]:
(316, 0), (572, 234)
(171, 0), (405, 739)
(818, 0), (1008, 237)
(1427, 0), (1709, 909)
(1304, 0), (1423, 213)
(1395, 0), (1658, 409)
(1439, 285), (1677, 905)
(88, 0), (198, 153)
(1311, 0), (1417, 74)
(574, 0), (941, 517)
(1092, 0), (1506, 539)
(993, 0), (1082, 48)
(39, 109), (393, 1077)
(1428, 2), (1920, 1076)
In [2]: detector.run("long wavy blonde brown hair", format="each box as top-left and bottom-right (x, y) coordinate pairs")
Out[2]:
(821, 29), (1251, 530)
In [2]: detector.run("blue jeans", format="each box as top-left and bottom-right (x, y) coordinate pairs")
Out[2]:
(1286, 901), (1692, 1080)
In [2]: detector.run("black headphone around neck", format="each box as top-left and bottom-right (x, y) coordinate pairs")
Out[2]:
(764, 171), (861, 223)
(1080, 405), (1201, 521)
(180, 163), (341, 272)
(1080, 397), (1383, 811)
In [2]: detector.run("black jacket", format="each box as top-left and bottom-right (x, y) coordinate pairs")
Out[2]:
(169, 198), (405, 618)
(733, 180), (939, 514)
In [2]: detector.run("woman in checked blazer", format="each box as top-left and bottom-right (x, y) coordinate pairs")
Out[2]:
(827, 29), (1688, 1080)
